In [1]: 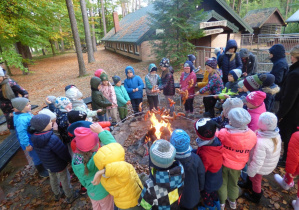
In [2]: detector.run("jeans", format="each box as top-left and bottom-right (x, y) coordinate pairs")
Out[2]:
(48, 167), (73, 198)
(98, 113), (108, 121)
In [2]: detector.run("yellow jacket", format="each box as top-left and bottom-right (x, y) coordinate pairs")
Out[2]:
(197, 70), (209, 88)
(93, 143), (143, 209)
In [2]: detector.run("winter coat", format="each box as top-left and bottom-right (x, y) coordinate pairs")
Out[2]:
(241, 53), (257, 76)
(124, 66), (144, 99)
(55, 108), (73, 144)
(196, 137), (224, 193)
(247, 102), (266, 132)
(99, 84), (118, 109)
(199, 73), (224, 95)
(145, 73), (161, 96)
(217, 128), (257, 170)
(159, 69), (175, 96)
(138, 161), (184, 210)
(90, 76), (112, 115)
(72, 100), (97, 118)
(176, 152), (205, 209)
(93, 142), (142, 209)
(218, 80), (239, 99)
(218, 40), (243, 82)
(247, 133), (281, 177)
(197, 70), (209, 88)
(261, 84), (280, 111)
(286, 131), (299, 175)
(72, 153), (109, 201)
(212, 116), (229, 128)
(180, 71), (197, 99)
(31, 130), (71, 172)
(269, 44), (289, 87)
(13, 112), (32, 150)
(114, 85), (130, 107)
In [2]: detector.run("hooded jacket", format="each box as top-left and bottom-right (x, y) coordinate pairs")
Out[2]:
(239, 49), (257, 76)
(269, 44), (289, 87)
(247, 102), (266, 132)
(124, 66), (144, 99)
(90, 76), (112, 115)
(31, 130), (71, 172)
(13, 112), (32, 150)
(180, 70), (197, 99)
(286, 131), (299, 175)
(261, 84), (280, 111)
(145, 64), (162, 96)
(114, 85), (130, 107)
(139, 161), (184, 210)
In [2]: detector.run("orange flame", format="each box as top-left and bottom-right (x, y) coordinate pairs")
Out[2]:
(149, 114), (172, 140)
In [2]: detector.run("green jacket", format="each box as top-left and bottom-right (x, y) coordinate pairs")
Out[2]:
(98, 130), (117, 145)
(114, 85), (130, 107)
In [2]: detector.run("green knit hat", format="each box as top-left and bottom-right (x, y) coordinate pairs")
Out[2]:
(100, 73), (108, 82)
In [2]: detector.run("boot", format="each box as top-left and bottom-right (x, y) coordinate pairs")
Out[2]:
(238, 177), (252, 189)
(243, 190), (263, 203)
(292, 197), (299, 210)
(35, 164), (49, 178)
(274, 174), (293, 190)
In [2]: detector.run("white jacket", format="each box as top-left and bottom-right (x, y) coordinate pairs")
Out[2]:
(247, 136), (281, 177)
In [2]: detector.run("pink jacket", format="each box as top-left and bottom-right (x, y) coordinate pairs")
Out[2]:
(247, 103), (266, 132)
(180, 71), (197, 99)
(99, 84), (118, 109)
(217, 128), (257, 170)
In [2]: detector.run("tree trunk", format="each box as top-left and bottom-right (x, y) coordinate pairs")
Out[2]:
(65, 0), (86, 77)
(232, 0), (235, 10)
(49, 39), (56, 56)
(237, 0), (242, 15)
(89, 5), (97, 52)
(0, 46), (12, 76)
(286, 0), (290, 17)
(15, 42), (29, 75)
(80, 0), (95, 63)
(100, 0), (107, 35)
(25, 46), (33, 59)
(42, 49), (46, 56)
(59, 25), (65, 52)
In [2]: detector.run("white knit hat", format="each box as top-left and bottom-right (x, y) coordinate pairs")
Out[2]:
(39, 108), (56, 120)
(258, 112), (277, 131)
(226, 108), (251, 130)
(65, 87), (83, 101)
(222, 98), (244, 118)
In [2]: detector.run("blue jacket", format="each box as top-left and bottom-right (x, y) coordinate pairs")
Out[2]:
(124, 66), (144, 99)
(269, 44), (289, 87)
(13, 112), (33, 150)
(31, 130), (71, 172)
(218, 40), (242, 82)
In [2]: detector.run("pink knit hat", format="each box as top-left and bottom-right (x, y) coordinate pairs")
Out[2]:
(94, 69), (106, 78)
(246, 91), (266, 107)
(75, 127), (99, 152)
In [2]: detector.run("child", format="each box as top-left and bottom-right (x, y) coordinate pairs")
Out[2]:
(237, 80), (248, 98)
(124, 66), (144, 115)
(243, 74), (263, 92)
(170, 129), (205, 209)
(274, 129), (299, 210)
(195, 118), (224, 209)
(138, 139), (184, 209)
(90, 76), (112, 121)
(145, 64), (161, 111)
(246, 91), (266, 132)
(72, 127), (114, 209)
(112, 75), (131, 122)
(45, 96), (56, 112)
(216, 69), (241, 100)
(243, 112), (281, 203)
(217, 108), (257, 209)
(180, 61), (197, 115)
(91, 123), (143, 210)
(39, 108), (59, 135)
(195, 58), (224, 118)
(158, 58), (175, 115)
(30, 114), (79, 203)
(98, 73), (118, 124)
(11, 97), (48, 177)
(187, 54), (200, 73)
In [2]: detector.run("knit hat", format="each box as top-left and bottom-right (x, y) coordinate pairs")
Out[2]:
(159, 57), (170, 67)
(187, 54), (196, 62)
(184, 61), (194, 72)
(74, 127), (99, 152)
(222, 98), (244, 118)
(214, 47), (221, 55)
(226, 108), (251, 130)
(112, 75), (121, 84)
(205, 57), (217, 69)
(46, 96), (56, 105)
(194, 118), (220, 140)
(100, 73), (108, 82)
(55, 97), (71, 110)
(39, 108), (56, 120)
(170, 129), (192, 157)
(67, 110), (87, 124)
(0, 67), (5, 77)
(94, 69), (106, 78)
(11, 97), (29, 111)
(67, 121), (92, 136)
(30, 114), (51, 132)
(246, 91), (266, 107)
(148, 63), (158, 73)
(65, 86), (83, 100)
(150, 139), (176, 168)
(258, 73), (275, 87)
(229, 69), (242, 81)
(258, 112), (278, 131)
(238, 80), (244, 88)
(65, 85), (76, 92)
(243, 74), (262, 91)
(239, 48), (250, 58)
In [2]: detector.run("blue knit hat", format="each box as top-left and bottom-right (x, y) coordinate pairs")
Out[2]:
(30, 114), (51, 132)
(229, 69), (242, 81)
(112, 75), (121, 84)
(150, 139), (176, 168)
(170, 129), (192, 158)
(187, 54), (196, 62)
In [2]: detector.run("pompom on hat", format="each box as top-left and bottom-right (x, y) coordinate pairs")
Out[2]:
(150, 139), (176, 169)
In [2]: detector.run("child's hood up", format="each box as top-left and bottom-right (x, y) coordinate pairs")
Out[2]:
(125, 66), (135, 76)
(90, 76), (101, 90)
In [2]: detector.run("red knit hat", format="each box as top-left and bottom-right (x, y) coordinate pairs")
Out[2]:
(94, 69), (106, 78)
(246, 91), (266, 107)
(75, 127), (99, 152)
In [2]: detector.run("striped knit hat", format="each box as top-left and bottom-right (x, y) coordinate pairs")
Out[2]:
(150, 139), (176, 168)
(243, 74), (263, 91)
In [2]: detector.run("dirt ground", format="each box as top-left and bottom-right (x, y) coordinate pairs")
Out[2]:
(0, 46), (297, 209)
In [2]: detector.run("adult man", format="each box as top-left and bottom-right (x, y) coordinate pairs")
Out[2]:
(239, 48), (257, 77)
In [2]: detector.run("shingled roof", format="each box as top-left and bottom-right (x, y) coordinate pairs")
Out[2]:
(243, 7), (286, 28)
(286, 9), (299, 23)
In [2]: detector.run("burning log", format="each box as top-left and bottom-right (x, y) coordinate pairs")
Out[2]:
(160, 126), (171, 141)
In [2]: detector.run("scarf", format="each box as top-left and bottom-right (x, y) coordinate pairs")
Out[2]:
(0, 79), (16, 100)
(257, 128), (280, 139)
(196, 137), (215, 147)
(183, 72), (189, 81)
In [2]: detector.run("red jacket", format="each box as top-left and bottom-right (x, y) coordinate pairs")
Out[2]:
(197, 144), (224, 173)
(180, 71), (197, 99)
(286, 131), (299, 175)
(217, 128), (257, 170)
